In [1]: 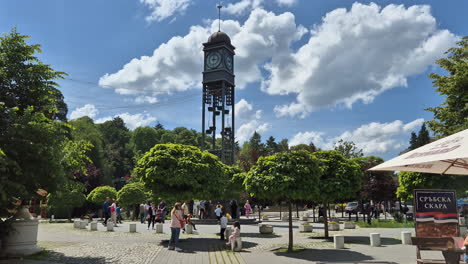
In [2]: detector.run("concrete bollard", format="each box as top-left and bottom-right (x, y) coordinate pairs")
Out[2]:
(73, 220), (80, 228)
(90, 221), (98, 231)
(401, 231), (411, 245)
(186, 224), (193, 234)
(107, 222), (114, 231)
(334, 235), (345, 249)
(231, 237), (242, 252)
(79, 220), (87, 229)
(370, 233), (381, 247)
(129, 223), (137, 233)
(155, 223), (163, 233)
(225, 227), (233, 240)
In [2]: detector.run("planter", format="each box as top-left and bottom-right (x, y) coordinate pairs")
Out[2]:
(3, 220), (41, 256)
(299, 224), (313, 232)
(328, 223), (340, 231)
(344, 222), (355, 229)
(259, 224), (273, 234)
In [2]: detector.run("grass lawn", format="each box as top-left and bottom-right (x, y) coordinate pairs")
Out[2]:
(356, 219), (414, 228)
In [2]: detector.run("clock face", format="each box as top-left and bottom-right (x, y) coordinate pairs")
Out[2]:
(224, 55), (233, 71)
(206, 52), (221, 69)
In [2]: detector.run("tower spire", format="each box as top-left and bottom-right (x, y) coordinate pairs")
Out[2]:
(217, 3), (222, 32)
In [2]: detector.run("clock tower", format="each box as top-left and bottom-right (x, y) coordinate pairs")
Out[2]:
(201, 27), (235, 164)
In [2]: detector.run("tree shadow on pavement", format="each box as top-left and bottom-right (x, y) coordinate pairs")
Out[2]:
(22, 251), (107, 264)
(159, 238), (258, 253)
(344, 236), (401, 246)
(274, 248), (398, 263)
(240, 232), (281, 238)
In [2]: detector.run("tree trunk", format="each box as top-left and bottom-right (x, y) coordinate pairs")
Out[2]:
(279, 202), (282, 219)
(259, 206), (261, 221)
(312, 205), (315, 222)
(323, 201), (329, 238)
(341, 204), (344, 218)
(296, 203), (299, 218)
(328, 202), (331, 219)
(288, 201), (293, 252)
(68, 209), (72, 223)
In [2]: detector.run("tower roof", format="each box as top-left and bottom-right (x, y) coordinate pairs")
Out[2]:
(207, 31), (231, 45)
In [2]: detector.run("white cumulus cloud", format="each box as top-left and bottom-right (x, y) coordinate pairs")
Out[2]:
(135, 96), (159, 104)
(224, 0), (263, 16)
(140, 0), (191, 22)
(99, 8), (306, 95)
(289, 118), (424, 155)
(234, 99), (269, 143)
(270, 3), (458, 118)
(275, 0), (297, 7)
(96, 112), (157, 130)
(70, 104), (99, 119)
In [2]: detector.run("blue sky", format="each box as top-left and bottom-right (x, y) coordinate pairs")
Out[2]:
(1, 0), (467, 160)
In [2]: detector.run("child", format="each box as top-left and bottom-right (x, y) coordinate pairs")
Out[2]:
(226, 221), (240, 246)
(220, 212), (228, 240)
(215, 205), (222, 221)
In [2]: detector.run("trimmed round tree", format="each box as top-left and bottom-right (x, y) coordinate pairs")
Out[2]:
(117, 182), (147, 220)
(313, 150), (362, 238)
(47, 181), (86, 222)
(134, 144), (231, 201)
(87, 186), (117, 205)
(243, 150), (322, 252)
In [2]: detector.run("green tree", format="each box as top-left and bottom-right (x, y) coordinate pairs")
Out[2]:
(277, 139), (289, 152)
(426, 36), (468, 137)
(99, 117), (133, 181)
(242, 151), (322, 252)
(265, 136), (278, 155)
(69, 117), (106, 169)
(417, 124), (431, 147)
(408, 132), (418, 151)
(290, 143), (318, 153)
(117, 182), (147, 220)
(0, 29), (69, 214)
(134, 144), (231, 201)
(175, 129), (198, 146)
(86, 186), (117, 205)
(333, 139), (364, 159)
(131, 126), (159, 155)
(397, 172), (468, 201)
(314, 150), (362, 238)
(47, 181), (86, 222)
(353, 156), (396, 202)
(61, 139), (93, 176)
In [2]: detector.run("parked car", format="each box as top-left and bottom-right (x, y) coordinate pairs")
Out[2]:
(345, 202), (359, 214)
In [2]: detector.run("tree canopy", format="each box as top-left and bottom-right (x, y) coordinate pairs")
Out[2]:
(426, 36), (468, 137)
(135, 144), (233, 201)
(48, 181), (86, 221)
(86, 186), (117, 205)
(117, 182), (147, 208)
(242, 150), (322, 252)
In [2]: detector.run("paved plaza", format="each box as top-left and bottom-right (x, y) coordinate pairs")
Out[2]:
(0, 215), (445, 264)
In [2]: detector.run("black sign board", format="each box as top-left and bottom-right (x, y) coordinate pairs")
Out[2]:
(414, 189), (459, 237)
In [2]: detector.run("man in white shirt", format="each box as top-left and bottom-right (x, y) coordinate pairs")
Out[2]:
(220, 212), (228, 240)
(143, 202), (150, 224)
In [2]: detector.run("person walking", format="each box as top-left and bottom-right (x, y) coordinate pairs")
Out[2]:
(181, 202), (189, 233)
(244, 200), (252, 219)
(230, 200), (238, 219)
(110, 199), (118, 227)
(204, 200), (211, 219)
(215, 204), (222, 221)
(199, 200), (205, 219)
(103, 197), (111, 226)
(148, 202), (156, 230)
(159, 200), (167, 223)
(116, 203), (123, 224)
(220, 212), (228, 240)
(139, 202), (145, 224)
(168, 202), (184, 252)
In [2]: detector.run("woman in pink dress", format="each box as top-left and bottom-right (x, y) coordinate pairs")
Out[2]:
(244, 200), (251, 218)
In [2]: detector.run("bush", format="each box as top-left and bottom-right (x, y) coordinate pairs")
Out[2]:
(391, 211), (404, 223)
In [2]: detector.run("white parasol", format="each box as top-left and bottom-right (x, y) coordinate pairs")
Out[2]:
(369, 128), (468, 175)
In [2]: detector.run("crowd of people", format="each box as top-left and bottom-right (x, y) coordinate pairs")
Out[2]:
(102, 198), (249, 253)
